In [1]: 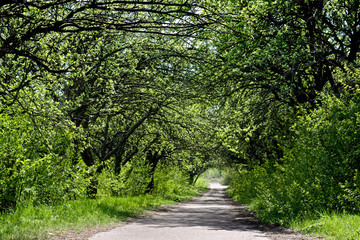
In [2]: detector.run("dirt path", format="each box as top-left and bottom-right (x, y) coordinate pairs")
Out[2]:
(87, 183), (316, 240)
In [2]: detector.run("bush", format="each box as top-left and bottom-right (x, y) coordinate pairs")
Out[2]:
(153, 165), (200, 201)
(282, 94), (360, 214)
(228, 93), (360, 224)
(0, 111), (89, 211)
(97, 157), (152, 197)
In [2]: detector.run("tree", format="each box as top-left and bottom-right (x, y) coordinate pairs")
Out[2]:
(218, 0), (360, 106)
(0, 0), (219, 108)
(0, 0), (226, 203)
(207, 0), (360, 167)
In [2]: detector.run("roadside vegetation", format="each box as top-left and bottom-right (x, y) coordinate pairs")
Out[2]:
(292, 212), (360, 240)
(1, 1), (360, 240)
(225, 89), (360, 239)
(0, 172), (207, 240)
(0, 195), (173, 240)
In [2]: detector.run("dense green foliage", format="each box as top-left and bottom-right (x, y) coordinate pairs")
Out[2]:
(1, 0), (360, 238)
(0, 107), (88, 210)
(218, 0), (360, 232)
(0, 0), (219, 213)
(228, 91), (360, 223)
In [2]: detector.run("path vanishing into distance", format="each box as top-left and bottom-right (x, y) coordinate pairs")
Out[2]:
(88, 183), (313, 240)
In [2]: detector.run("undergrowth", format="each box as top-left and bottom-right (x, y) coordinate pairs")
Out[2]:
(226, 93), (360, 240)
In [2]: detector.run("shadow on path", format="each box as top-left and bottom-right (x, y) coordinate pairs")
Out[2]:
(88, 183), (318, 240)
(135, 185), (251, 232)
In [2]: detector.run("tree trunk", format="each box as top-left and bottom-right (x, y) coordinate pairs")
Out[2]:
(145, 151), (162, 194)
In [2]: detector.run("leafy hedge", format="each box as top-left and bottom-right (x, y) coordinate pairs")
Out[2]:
(0, 111), (89, 212)
(228, 93), (360, 224)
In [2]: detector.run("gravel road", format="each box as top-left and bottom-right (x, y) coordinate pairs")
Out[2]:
(88, 183), (271, 240)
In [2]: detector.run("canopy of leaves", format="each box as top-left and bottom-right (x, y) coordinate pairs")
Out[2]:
(2, 1), (360, 226)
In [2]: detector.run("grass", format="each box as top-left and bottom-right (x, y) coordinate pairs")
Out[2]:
(291, 212), (360, 240)
(227, 189), (360, 240)
(0, 194), (182, 240)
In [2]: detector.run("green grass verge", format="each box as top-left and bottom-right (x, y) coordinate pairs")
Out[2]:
(291, 212), (360, 240)
(0, 193), (195, 240)
(227, 188), (360, 240)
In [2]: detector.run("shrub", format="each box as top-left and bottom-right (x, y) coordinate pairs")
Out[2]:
(228, 93), (360, 224)
(0, 112), (89, 211)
